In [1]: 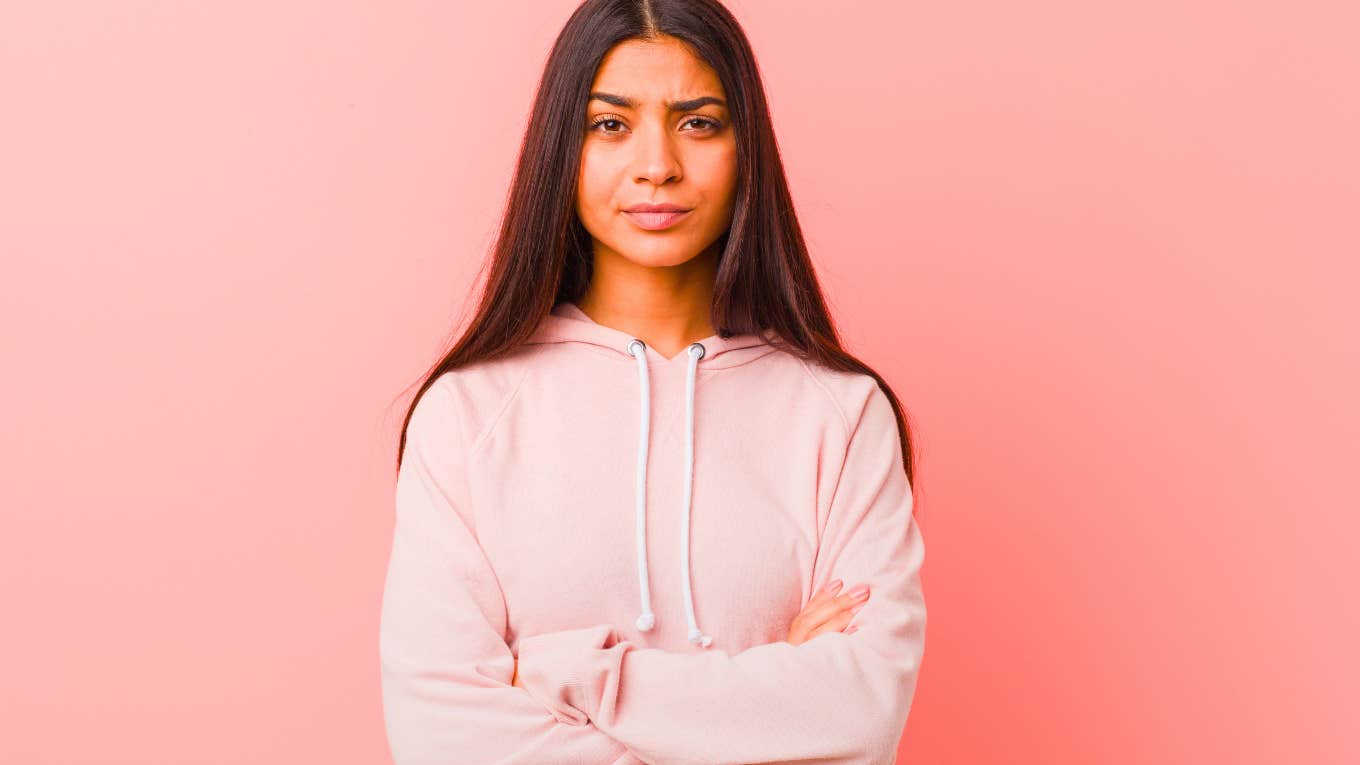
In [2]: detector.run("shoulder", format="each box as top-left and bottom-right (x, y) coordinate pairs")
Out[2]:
(411, 346), (544, 448)
(786, 355), (891, 438)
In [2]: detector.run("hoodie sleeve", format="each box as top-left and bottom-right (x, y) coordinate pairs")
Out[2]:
(379, 378), (645, 765)
(514, 383), (928, 765)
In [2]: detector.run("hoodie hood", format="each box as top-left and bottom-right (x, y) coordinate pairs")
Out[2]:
(525, 301), (782, 647)
(527, 300), (780, 368)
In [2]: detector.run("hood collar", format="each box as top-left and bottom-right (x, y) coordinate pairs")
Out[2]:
(527, 301), (779, 369)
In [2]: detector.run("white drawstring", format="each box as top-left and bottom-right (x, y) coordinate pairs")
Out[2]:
(627, 339), (657, 633)
(679, 342), (711, 647)
(626, 338), (713, 648)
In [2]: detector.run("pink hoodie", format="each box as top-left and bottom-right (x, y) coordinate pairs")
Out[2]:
(379, 301), (927, 765)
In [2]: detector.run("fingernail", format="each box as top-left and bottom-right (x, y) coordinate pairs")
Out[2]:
(823, 579), (843, 593)
(848, 584), (870, 599)
(845, 626), (859, 634)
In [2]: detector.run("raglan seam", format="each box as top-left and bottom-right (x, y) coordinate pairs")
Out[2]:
(794, 356), (854, 444)
(468, 362), (533, 459)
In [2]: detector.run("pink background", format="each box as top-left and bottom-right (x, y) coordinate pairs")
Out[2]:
(2, 1), (1355, 763)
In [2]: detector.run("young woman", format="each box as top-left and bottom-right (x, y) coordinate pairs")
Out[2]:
(379, 1), (926, 763)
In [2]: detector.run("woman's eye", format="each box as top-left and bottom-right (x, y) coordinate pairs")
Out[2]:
(683, 116), (721, 131)
(588, 116), (722, 135)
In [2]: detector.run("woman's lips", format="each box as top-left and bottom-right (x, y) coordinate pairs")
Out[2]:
(623, 209), (692, 230)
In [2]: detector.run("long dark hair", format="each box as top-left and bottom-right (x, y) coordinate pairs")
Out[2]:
(396, 0), (919, 502)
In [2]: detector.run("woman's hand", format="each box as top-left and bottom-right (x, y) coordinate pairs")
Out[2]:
(507, 580), (867, 677)
(785, 579), (870, 646)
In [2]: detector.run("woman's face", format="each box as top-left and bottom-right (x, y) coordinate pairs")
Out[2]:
(576, 36), (738, 269)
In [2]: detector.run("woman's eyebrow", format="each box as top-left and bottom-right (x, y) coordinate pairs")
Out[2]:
(589, 92), (726, 111)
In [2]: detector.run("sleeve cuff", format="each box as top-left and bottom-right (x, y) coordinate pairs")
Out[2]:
(515, 623), (619, 726)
